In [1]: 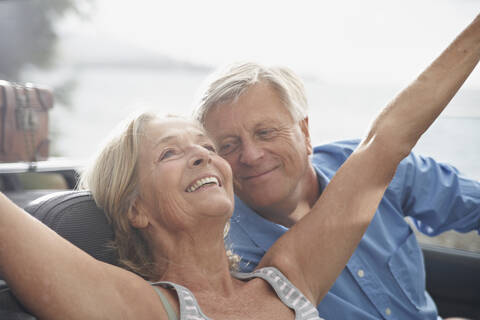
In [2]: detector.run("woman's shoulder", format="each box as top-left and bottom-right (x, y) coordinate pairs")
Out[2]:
(150, 280), (210, 320)
(233, 267), (323, 320)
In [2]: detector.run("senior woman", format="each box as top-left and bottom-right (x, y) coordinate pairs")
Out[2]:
(0, 15), (479, 320)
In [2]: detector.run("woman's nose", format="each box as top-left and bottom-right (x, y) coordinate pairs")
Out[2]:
(188, 146), (212, 167)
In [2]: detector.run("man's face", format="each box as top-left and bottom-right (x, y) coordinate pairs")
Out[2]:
(204, 82), (312, 213)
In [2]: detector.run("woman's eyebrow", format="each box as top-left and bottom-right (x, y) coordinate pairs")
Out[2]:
(154, 132), (208, 147)
(153, 135), (177, 148)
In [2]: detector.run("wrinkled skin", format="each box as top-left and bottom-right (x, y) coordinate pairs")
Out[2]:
(132, 118), (235, 235)
(204, 82), (318, 225)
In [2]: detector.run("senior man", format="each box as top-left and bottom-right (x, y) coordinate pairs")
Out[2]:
(193, 18), (480, 320)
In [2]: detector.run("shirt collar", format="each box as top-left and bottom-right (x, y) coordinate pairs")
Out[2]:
(232, 161), (329, 252)
(233, 195), (287, 252)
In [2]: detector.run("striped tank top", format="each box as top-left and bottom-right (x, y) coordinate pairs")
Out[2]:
(151, 266), (324, 320)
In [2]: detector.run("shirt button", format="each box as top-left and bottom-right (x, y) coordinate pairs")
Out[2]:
(385, 308), (392, 316)
(357, 269), (365, 278)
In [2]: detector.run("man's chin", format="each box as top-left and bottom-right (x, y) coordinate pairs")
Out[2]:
(238, 192), (281, 211)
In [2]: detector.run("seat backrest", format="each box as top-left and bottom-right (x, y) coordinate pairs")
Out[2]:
(0, 190), (117, 319)
(24, 190), (117, 265)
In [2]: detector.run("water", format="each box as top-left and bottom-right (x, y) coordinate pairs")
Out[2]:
(50, 67), (480, 180)
(44, 66), (480, 252)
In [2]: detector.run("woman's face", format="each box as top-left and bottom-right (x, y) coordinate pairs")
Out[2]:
(134, 118), (234, 230)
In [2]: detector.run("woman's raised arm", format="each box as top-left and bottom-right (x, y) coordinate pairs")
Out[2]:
(260, 14), (480, 305)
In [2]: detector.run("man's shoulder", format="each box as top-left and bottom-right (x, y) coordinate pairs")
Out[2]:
(312, 139), (360, 168)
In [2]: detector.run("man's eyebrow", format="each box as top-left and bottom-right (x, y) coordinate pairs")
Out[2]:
(215, 133), (238, 141)
(213, 129), (241, 141)
(254, 120), (278, 128)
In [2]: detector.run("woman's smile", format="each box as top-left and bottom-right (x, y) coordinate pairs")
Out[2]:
(185, 175), (222, 193)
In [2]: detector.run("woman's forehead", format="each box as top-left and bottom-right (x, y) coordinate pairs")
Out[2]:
(145, 118), (207, 142)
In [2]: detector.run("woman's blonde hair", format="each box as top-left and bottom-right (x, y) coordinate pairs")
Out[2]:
(79, 112), (239, 280)
(79, 112), (158, 279)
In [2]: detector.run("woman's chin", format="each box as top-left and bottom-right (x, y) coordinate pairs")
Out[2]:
(195, 197), (234, 218)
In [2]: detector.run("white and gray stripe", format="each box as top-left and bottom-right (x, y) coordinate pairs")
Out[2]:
(152, 266), (324, 320)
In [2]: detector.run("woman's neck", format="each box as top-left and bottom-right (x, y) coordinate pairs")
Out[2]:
(152, 226), (238, 296)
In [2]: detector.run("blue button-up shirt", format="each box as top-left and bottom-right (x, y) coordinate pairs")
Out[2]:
(227, 139), (480, 320)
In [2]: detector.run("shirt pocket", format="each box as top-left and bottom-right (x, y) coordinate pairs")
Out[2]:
(387, 231), (427, 309)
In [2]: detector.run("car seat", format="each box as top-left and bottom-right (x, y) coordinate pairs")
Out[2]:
(0, 190), (117, 319)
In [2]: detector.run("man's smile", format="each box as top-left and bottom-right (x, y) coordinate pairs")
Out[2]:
(240, 166), (280, 182)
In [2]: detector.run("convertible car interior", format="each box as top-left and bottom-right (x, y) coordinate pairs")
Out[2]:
(1, 2), (479, 318)
(0, 164), (479, 319)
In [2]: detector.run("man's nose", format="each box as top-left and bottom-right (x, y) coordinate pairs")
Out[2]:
(239, 140), (264, 165)
(188, 146), (212, 168)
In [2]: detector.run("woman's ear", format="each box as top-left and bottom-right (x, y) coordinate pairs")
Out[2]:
(127, 200), (149, 229)
(299, 117), (313, 155)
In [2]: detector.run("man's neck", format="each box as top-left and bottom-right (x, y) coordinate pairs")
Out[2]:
(254, 165), (320, 228)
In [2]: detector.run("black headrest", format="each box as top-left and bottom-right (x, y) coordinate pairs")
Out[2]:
(24, 190), (118, 265)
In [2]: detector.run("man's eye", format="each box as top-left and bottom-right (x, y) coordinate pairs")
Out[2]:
(219, 142), (238, 156)
(257, 128), (275, 139)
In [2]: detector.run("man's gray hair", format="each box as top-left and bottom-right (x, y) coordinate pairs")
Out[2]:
(193, 62), (308, 124)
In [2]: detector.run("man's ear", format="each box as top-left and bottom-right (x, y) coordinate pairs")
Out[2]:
(127, 200), (149, 229)
(299, 117), (313, 155)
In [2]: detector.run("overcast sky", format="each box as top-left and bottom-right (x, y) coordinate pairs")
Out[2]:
(63, 0), (480, 88)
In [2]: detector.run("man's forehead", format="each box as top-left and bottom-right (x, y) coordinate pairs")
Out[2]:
(205, 105), (291, 134)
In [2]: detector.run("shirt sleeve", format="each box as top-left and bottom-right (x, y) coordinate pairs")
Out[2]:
(393, 152), (480, 236)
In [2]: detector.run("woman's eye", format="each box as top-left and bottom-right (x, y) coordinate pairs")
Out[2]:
(159, 149), (176, 161)
(203, 144), (217, 153)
